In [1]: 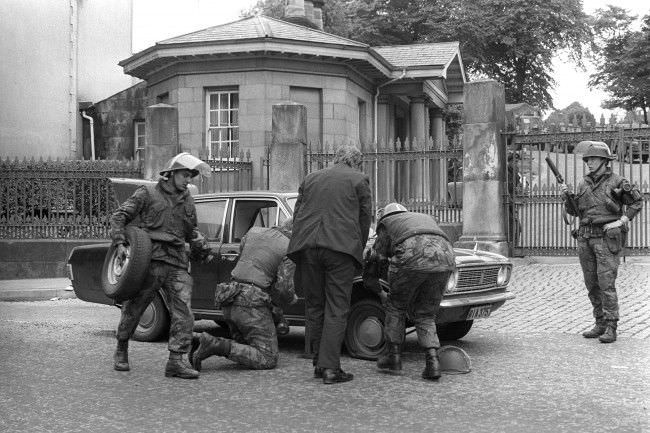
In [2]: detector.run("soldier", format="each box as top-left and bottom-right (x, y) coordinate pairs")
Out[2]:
(365, 203), (456, 380)
(561, 142), (643, 343)
(190, 220), (297, 370)
(111, 152), (214, 379)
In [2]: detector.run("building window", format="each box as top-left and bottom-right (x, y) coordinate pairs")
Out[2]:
(134, 121), (145, 160)
(206, 89), (239, 159)
(358, 99), (367, 147)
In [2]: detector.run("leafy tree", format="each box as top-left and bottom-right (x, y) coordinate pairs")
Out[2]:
(589, 8), (650, 124)
(545, 102), (596, 129)
(245, 1), (590, 111)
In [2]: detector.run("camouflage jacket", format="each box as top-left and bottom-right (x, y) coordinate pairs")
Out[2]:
(109, 179), (211, 269)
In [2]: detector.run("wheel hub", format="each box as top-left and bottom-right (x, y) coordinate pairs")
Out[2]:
(357, 317), (383, 349)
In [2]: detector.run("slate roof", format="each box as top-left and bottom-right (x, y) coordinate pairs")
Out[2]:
(372, 42), (460, 68)
(158, 15), (367, 48)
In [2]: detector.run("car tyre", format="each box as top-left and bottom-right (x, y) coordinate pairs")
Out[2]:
(437, 320), (473, 341)
(132, 293), (169, 342)
(344, 298), (386, 360)
(102, 226), (152, 302)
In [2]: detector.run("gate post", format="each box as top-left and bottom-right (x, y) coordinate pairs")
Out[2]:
(270, 103), (307, 192)
(454, 80), (509, 255)
(144, 103), (179, 180)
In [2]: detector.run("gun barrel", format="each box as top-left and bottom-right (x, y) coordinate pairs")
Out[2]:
(545, 156), (564, 184)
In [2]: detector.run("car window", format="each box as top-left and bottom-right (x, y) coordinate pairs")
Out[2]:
(286, 197), (297, 213)
(195, 200), (227, 241)
(231, 199), (286, 242)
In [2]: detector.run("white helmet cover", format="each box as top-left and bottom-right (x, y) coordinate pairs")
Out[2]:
(160, 152), (212, 178)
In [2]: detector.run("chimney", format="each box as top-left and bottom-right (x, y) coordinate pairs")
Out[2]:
(285, 0), (306, 20)
(312, 0), (324, 30)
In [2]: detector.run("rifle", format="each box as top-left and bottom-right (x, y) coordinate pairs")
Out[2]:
(545, 156), (578, 225)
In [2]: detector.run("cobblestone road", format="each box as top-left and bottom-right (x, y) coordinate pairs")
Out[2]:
(474, 260), (650, 339)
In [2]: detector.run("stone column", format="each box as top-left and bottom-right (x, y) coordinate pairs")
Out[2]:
(455, 80), (508, 255)
(430, 108), (446, 202)
(270, 103), (307, 192)
(409, 97), (427, 200)
(144, 103), (178, 181)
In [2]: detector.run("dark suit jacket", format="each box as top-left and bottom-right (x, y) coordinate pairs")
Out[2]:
(287, 163), (372, 265)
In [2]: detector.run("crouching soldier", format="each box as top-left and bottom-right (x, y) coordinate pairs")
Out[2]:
(191, 220), (297, 370)
(111, 152), (214, 379)
(365, 203), (456, 380)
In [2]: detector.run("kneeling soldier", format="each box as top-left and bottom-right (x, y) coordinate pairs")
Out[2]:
(191, 220), (296, 370)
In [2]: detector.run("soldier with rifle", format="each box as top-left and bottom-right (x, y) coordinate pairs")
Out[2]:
(548, 141), (643, 343)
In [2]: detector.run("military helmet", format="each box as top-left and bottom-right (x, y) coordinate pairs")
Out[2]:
(581, 141), (615, 162)
(159, 152), (212, 178)
(438, 345), (472, 374)
(379, 202), (407, 221)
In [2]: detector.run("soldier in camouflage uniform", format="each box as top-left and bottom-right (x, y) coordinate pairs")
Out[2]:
(365, 203), (456, 380)
(561, 142), (643, 343)
(111, 153), (213, 379)
(191, 220), (297, 370)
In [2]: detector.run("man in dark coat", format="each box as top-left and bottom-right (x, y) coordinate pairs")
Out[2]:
(287, 145), (372, 384)
(110, 152), (213, 379)
(365, 203), (456, 380)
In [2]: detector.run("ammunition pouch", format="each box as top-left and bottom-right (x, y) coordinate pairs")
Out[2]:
(604, 226), (625, 255)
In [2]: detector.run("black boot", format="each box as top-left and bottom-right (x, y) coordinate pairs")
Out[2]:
(582, 323), (606, 339)
(598, 323), (617, 343)
(422, 348), (441, 381)
(165, 351), (199, 379)
(191, 333), (231, 372)
(377, 343), (402, 373)
(113, 339), (130, 371)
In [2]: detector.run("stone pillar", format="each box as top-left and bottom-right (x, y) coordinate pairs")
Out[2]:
(455, 80), (508, 256)
(270, 103), (307, 192)
(409, 97), (426, 200)
(144, 103), (178, 181)
(431, 108), (445, 202)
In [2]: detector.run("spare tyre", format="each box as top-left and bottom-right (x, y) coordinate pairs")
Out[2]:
(102, 226), (152, 302)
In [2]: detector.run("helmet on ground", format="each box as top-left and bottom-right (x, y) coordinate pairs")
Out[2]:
(438, 345), (472, 374)
(160, 152), (212, 178)
(580, 141), (615, 162)
(379, 202), (407, 221)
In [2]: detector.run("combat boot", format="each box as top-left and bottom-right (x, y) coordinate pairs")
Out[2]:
(422, 348), (441, 381)
(582, 323), (606, 339)
(191, 333), (232, 372)
(376, 343), (402, 373)
(165, 352), (199, 379)
(598, 323), (617, 344)
(113, 339), (130, 371)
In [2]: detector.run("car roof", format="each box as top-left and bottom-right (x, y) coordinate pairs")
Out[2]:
(193, 190), (298, 200)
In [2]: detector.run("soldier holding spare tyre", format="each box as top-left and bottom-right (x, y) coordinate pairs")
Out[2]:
(109, 153), (213, 379)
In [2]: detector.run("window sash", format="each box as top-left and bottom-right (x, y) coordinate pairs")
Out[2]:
(206, 90), (239, 160)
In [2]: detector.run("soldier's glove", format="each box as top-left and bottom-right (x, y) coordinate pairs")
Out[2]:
(559, 183), (569, 194)
(603, 216), (628, 232)
(115, 244), (128, 264)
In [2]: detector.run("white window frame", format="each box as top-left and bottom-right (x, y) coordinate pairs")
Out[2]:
(134, 121), (145, 160)
(205, 88), (239, 160)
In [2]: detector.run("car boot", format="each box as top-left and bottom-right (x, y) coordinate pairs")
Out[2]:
(422, 348), (441, 381)
(191, 332), (232, 372)
(165, 351), (199, 379)
(376, 343), (402, 373)
(113, 339), (130, 371)
(582, 322), (606, 339)
(598, 323), (617, 344)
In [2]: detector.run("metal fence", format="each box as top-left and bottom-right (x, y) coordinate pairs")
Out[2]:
(305, 138), (463, 223)
(0, 158), (142, 239)
(507, 126), (650, 256)
(194, 151), (255, 193)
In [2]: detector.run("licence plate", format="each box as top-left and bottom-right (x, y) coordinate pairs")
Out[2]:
(467, 305), (491, 320)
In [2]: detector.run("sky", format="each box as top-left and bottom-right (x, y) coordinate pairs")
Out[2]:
(132, 0), (649, 120)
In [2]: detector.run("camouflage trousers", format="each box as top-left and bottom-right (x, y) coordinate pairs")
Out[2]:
(578, 236), (620, 324)
(220, 283), (279, 370)
(384, 270), (449, 349)
(116, 261), (193, 352)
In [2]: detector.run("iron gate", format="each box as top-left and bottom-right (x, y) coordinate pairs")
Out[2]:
(506, 127), (650, 256)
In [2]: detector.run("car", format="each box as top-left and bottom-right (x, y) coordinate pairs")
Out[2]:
(68, 179), (515, 360)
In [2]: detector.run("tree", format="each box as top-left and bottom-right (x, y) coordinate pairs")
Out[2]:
(545, 102), (596, 129)
(245, 0), (591, 111)
(589, 8), (650, 124)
